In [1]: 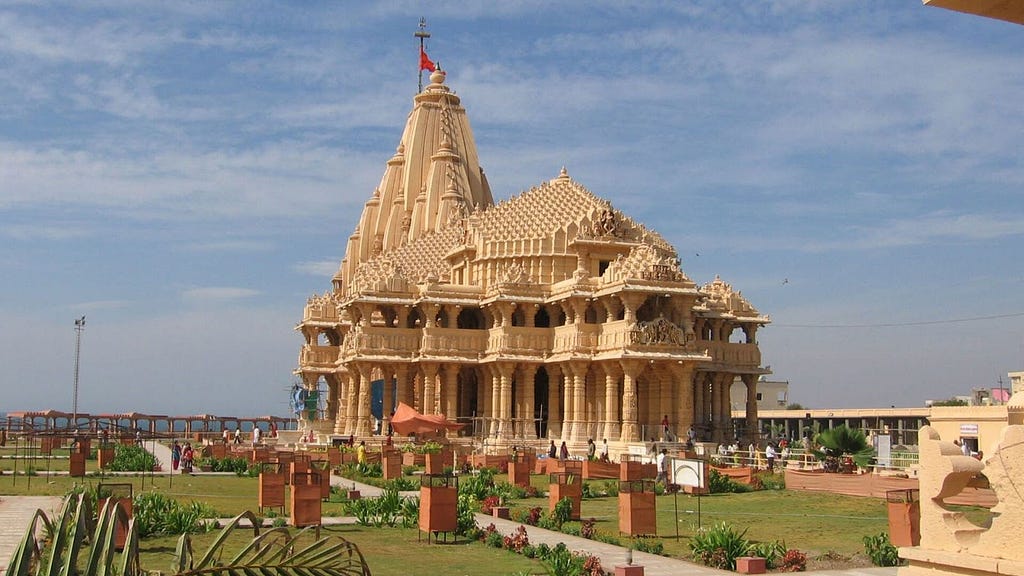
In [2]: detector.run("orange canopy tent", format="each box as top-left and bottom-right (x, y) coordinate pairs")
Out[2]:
(389, 402), (465, 436)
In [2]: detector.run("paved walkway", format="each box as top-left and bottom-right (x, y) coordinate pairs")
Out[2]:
(0, 496), (63, 575)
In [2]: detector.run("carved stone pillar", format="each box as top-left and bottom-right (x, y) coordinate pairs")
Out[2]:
(395, 364), (411, 410)
(345, 368), (359, 435)
(669, 363), (695, 438)
(326, 377), (339, 424)
(547, 364), (563, 438)
(497, 362), (514, 439)
(335, 370), (350, 435)
(380, 366), (393, 434)
(571, 362), (588, 442)
(488, 366), (501, 437)
(422, 363), (438, 415)
(621, 293), (645, 325)
(742, 373), (759, 444)
(561, 363), (574, 440)
(355, 364), (372, 437)
(397, 306), (410, 328)
(603, 363), (621, 440)
(519, 364), (538, 439)
(443, 364), (459, 421)
(424, 303), (439, 328)
(619, 360), (643, 442)
(710, 372), (723, 443)
(693, 372), (706, 434)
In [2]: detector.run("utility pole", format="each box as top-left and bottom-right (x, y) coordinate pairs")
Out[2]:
(415, 17), (431, 93)
(73, 315), (86, 430)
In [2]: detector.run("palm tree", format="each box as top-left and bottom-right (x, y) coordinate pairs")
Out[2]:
(812, 425), (874, 472)
(8, 494), (371, 576)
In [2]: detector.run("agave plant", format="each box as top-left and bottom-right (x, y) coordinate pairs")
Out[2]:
(8, 493), (371, 576)
(812, 425), (874, 471)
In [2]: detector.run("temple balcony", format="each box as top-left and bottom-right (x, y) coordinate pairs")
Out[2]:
(342, 327), (421, 357)
(302, 301), (339, 323)
(420, 327), (488, 359)
(703, 341), (762, 367)
(552, 323), (599, 354)
(486, 326), (552, 356)
(299, 345), (340, 368)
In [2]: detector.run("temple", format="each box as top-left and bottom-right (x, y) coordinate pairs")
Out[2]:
(296, 68), (770, 454)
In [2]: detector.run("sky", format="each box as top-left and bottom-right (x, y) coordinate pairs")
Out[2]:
(2, 1), (1023, 418)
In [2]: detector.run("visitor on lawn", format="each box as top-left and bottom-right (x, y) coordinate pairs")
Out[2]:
(600, 438), (609, 462)
(586, 438), (596, 461)
(171, 440), (181, 471)
(357, 440), (367, 464)
(765, 443), (777, 471)
(656, 448), (669, 485)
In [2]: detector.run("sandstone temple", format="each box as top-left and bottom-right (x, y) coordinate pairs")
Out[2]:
(296, 68), (770, 454)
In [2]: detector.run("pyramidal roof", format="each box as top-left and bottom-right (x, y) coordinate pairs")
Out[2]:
(336, 68), (494, 291)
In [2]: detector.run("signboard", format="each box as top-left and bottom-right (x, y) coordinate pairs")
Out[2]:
(959, 424), (979, 437)
(670, 458), (706, 489)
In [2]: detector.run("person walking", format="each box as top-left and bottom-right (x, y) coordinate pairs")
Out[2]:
(765, 443), (777, 472)
(656, 448), (669, 485)
(586, 438), (596, 461)
(600, 438), (609, 462)
(171, 441), (181, 471)
(548, 440), (557, 458)
(182, 443), (194, 473)
(357, 440), (367, 464)
(559, 441), (569, 461)
(252, 425), (262, 446)
(661, 415), (674, 442)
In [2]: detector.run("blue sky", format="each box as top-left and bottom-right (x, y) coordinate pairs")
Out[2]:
(2, 2), (1023, 417)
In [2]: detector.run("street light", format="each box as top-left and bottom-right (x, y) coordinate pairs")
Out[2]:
(73, 315), (86, 430)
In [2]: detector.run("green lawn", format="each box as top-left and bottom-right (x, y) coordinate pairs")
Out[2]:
(1, 470), (900, 572)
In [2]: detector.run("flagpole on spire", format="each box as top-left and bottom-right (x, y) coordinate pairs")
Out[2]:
(415, 17), (431, 93)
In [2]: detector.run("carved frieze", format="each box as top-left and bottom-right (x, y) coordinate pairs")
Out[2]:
(629, 317), (684, 346)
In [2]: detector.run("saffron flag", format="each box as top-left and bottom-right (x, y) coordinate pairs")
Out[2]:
(419, 45), (436, 72)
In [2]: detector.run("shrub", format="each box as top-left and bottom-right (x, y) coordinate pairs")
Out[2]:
(708, 469), (751, 494)
(504, 524), (530, 552)
(632, 536), (664, 555)
(456, 493), (479, 536)
(552, 497), (572, 528)
(109, 445), (157, 472)
(749, 540), (787, 568)
(580, 517), (596, 540)
(863, 532), (901, 567)
(690, 522), (751, 570)
(756, 471), (786, 490)
(778, 549), (807, 572)
(132, 492), (215, 536)
(481, 495), (501, 515)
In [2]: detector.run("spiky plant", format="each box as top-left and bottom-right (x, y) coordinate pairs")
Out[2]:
(812, 425), (874, 470)
(7, 493), (371, 576)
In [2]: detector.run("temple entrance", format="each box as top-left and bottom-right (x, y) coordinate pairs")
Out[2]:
(535, 367), (549, 438)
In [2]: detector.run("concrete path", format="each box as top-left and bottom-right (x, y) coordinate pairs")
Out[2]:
(0, 496), (63, 575)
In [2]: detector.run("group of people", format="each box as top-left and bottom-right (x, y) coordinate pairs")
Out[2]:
(170, 441), (195, 473)
(547, 438), (612, 462)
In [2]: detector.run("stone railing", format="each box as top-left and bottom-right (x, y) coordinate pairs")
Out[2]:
(703, 341), (761, 367)
(342, 328), (421, 356)
(551, 324), (599, 354)
(303, 303), (339, 322)
(299, 345), (339, 367)
(420, 327), (488, 357)
(486, 326), (552, 356)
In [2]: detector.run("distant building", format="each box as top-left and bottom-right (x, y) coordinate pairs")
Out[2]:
(730, 377), (788, 411)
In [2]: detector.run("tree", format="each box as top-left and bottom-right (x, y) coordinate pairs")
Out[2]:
(785, 403), (805, 410)
(8, 494), (371, 576)
(931, 398), (968, 407)
(812, 425), (874, 472)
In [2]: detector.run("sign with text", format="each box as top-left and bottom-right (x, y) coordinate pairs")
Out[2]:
(960, 424), (979, 437)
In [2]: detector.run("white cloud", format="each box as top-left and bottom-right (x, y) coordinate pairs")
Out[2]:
(181, 287), (260, 301)
(293, 260), (340, 277)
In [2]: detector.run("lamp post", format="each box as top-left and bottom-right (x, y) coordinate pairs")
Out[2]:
(73, 315), (86, 430)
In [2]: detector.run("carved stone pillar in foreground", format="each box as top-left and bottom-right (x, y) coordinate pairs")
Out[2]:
(520, 364), (538, 439)
(344, 369), (359, 435)
(619, 359), (643, 443)
(422, 363), (438, 416)
(603, 363), (621, 441)
(547, 365), (563, 439)
(497, 362), (514, 439)
(354, 364), (372, 437)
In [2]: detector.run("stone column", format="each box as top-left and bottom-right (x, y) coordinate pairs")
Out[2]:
(694, 372), (706, 433)
(669, 364), (695, 438)
(710, 372), (723, 443)
(326, 377), (339, 424)
(497, 362), (514, 439)
(345, 369), (359, 435)
(561, 363), (574, 440)
(488, 366), (501, 437)
(570, 362), (587, 442)
(547, 364), (563, 438)
(381, 366), (393, 434)
(619, 360), (643, 442)
(603, 363), (621, 440)
(443, 364), (459, 420)
(355, 364), (372, 437)
(395, 364), (411, 410)
(422, 363), (438, 415)
(520, 364), (538, 439)
(335, 370), (350, 435)
(743, 374), (759, 445)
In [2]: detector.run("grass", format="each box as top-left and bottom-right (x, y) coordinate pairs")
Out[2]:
(137, 524), (546, 576)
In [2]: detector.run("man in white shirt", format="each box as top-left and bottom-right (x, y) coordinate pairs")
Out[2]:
(655, 449), (669, 485)
(765, 444), (777, 472)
